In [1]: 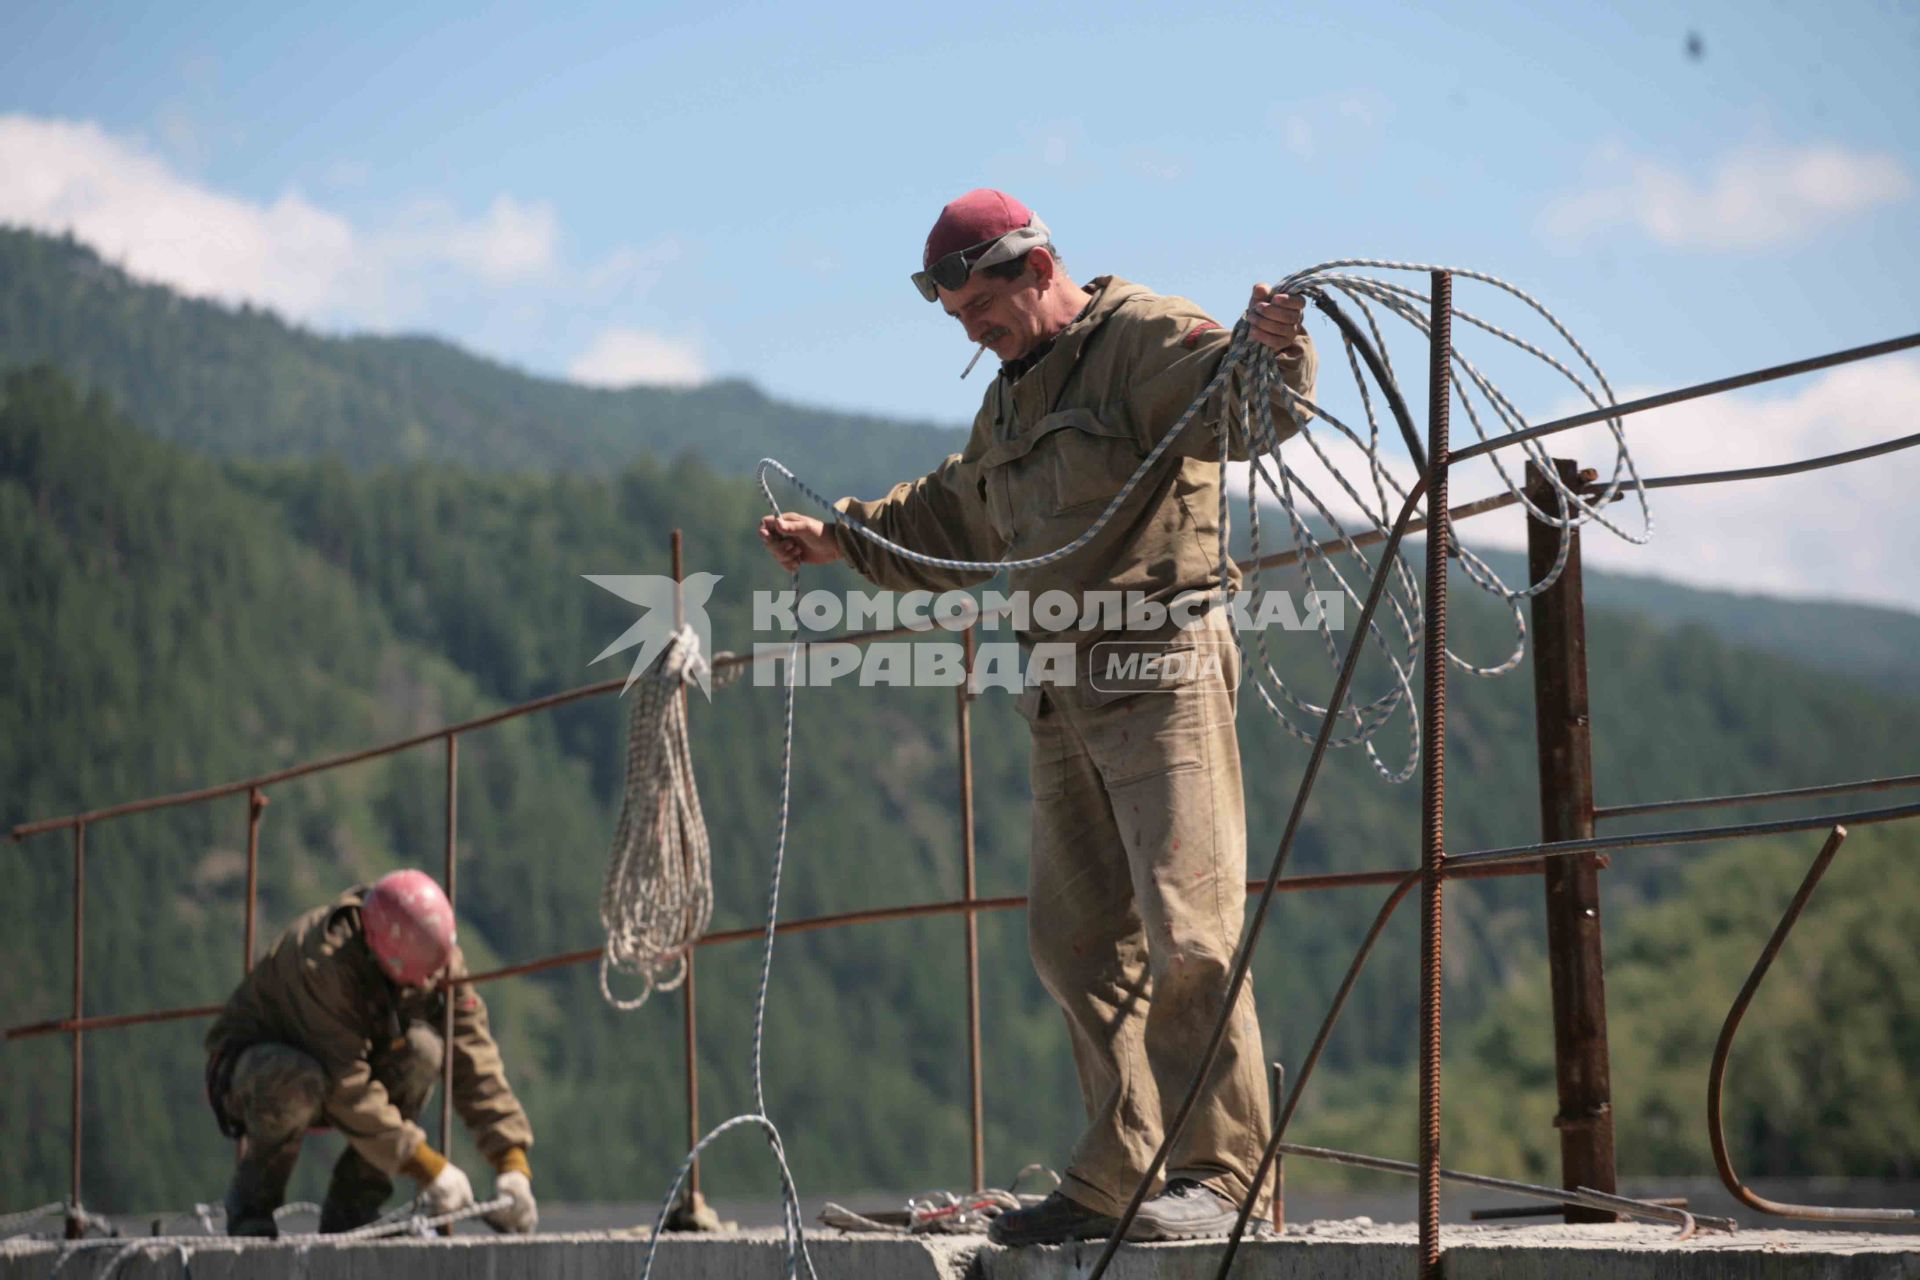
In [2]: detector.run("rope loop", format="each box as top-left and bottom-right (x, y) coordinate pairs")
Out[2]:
(599, 624), (715, 1010)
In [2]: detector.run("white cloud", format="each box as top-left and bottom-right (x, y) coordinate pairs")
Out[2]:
(0, 113), (560, 320)
(569, 327), (707, 389)
(379, 195), (558, 282)
(1226, 355), (1920, 610)
(0, 114), (356, 315)
(1542, 143), (1913, 251)
(1463, 356), (1920, 609)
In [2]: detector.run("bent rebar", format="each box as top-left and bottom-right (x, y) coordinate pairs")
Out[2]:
(1706, 824), (1917, 1224)
(1269, 1141), (1733, 1237)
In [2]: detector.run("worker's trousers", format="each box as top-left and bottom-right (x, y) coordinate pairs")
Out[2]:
(1023, 648), (1270, 1220)
(222, 1023), (444, 1235)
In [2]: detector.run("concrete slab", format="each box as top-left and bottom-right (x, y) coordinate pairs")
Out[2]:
(973, 1220), (1920, 1280)
(7, 1220), (1917, 1280)
(1, 1229), (973, 1280)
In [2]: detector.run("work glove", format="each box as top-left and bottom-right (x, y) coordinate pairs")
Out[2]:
(486, 1170), (538, 1234)
(419, 1162), (476, 1217)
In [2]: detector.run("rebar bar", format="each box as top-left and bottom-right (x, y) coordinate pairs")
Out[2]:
(1594, 772), (1920, 822)
(1449, 798), (1920, 871)
(1706, 825), (1918, 1224)
(1452, 331), (1920, 464)
(1272, 1142), (1732, 1235)
(1416, 270), (1453, 1280)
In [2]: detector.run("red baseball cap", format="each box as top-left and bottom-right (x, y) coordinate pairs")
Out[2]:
(924, 189), (1037, 267)
(913, 189), (1053, 301)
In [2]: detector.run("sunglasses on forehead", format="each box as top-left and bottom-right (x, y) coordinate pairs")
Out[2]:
(910, 217), (1053, 302)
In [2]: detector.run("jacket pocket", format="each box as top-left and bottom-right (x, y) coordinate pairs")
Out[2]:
(1039, 408), (1143, 515)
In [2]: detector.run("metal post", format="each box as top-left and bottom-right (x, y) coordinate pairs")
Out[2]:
(67, 821), (86, 1239)
(1270, 1062), (1286, 1233)
(441, 733), (458, 1235)
(244, 788), (267, 971)
(672, 529), (704, 1204)
(1416, 271), (1453, 1280)
(1525, 458), (1619, 1222)
(957, 625), (984, 1191)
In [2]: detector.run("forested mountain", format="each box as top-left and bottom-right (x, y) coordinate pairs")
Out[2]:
(5, 360), (1916, 1215)
(7, 223), (1913, 706)
(0, 227), (968, 496)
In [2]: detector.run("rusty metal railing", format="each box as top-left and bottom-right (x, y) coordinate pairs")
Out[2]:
(9, 322), (1920, 1262)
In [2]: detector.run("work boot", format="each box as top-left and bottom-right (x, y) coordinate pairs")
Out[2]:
(224, 1138), (302, 1239)
(987, 1191), (1119, 1246)
(320, 1147), (395, 1234)
(1127, 1178), (1241, 1241)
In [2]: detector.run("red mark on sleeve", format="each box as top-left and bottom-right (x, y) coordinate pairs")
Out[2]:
(1183, 320), (1222, 349)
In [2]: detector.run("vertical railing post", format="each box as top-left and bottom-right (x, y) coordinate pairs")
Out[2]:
(67, 821), (86, 1239)
(244, 788), (267, 972)
(441, 730), (458, 1229)
(1525, 457), (1618, 1221)
(672, 529), (705, 1207)
(957, 624), (984, 1192)
(1270, 1062), (1286, 1233)
(1416, 271), (1453, 1280)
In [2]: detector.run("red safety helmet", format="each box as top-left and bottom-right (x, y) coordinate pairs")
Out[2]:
(362, 869), (456, 986)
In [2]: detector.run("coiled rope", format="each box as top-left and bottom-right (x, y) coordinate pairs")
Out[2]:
(759, 260), (1647, 783)
(598, 625), (715, 1010)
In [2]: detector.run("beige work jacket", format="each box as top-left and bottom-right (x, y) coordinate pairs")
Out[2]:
(207, 888), (533, 1176)
(833, 276), (1315, 667)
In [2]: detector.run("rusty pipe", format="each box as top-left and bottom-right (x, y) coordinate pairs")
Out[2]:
(7, 864), (1555, 1043)
(1706, 825), (1916, 1223)
(1594, 771), (1920, 823)
(670, 529), (703, 1202)
(67, 821), (85, 1239)
(958, 625), (984, 1192)
(1452, 332), (1920, 464)
(243, 789), (266, 971)
(1271, 1142), (1731, 1235)
(440, 733), (457, 1213)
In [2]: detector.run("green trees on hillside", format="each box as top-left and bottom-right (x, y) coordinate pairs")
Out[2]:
(0, 228), (968, 495)
(4, 360), (1916, 1214)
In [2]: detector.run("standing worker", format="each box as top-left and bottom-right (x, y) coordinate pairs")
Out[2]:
(757, 190), (1314, 1244)
(204, 870), (539, 1237)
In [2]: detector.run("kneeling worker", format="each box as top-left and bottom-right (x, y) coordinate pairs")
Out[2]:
(204, 870), (537, 1236)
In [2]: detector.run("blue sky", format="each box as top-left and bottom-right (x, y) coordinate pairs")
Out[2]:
(5, 0), (1919, 602)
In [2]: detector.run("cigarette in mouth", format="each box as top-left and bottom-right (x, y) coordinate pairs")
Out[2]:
(961, 344), (987, 379)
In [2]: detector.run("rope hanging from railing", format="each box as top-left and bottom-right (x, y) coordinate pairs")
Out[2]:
(598, 624), (714, 1010)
